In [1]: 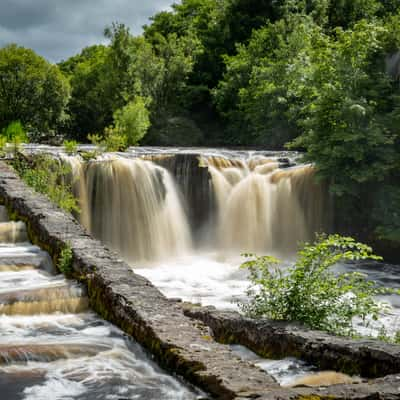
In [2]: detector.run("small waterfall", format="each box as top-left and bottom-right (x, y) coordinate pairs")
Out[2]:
(61, 155), (91, 230)
(0, 282), (88, 315)
(0, 222), (28, 243)
(204, 156), (331, 254)
(69, 156), (192, 263)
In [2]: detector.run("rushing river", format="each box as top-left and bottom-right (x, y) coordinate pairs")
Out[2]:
(0, 207), (202, 400)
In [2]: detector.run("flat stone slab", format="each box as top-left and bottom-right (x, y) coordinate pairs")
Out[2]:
(1, 161), (400, 399)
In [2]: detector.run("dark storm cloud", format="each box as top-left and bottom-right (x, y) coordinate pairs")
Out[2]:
(0, 0), (173, 62)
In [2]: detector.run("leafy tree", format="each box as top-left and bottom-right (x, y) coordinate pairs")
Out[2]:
(213, 15), (322, 146)
(111, 96), (150, 146)
(239, 235), (391, 337)
(0, 44), (70, 136)
(290, 20), (400, 195)
(59, 45), (112, 140)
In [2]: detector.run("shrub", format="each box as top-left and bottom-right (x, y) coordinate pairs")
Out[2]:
(57, 245), (73, 275)
(87, 130), (127, 152)
(1, 121), (28, 155)
(103, 126), (128, 152)
(63, 139), (78, 155)
(238, 234), (394, 337)
(112, 96), (150, 146)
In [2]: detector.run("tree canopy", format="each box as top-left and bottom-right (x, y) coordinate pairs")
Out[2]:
(0, 44), (70, 136)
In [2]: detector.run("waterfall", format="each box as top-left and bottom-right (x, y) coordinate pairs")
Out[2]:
(203, 156), (331, 254)
(67, 156), (192, 263)
(0, 221), (28, 243)
(64, 152), (331, 262)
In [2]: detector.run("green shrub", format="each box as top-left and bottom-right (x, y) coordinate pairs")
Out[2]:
(238, 234), (394, 337)
(112, 96), (150, 146)
(2, 121), (27, 142)
(13, 154), (80, 214)
(103, 126), (128, 152)
(80, 150), (99, 162)
(87, 130), (127, 152)
(63, 139), (78, 155)
(1, 121), (28, 155)
(57, 245), (73, 275)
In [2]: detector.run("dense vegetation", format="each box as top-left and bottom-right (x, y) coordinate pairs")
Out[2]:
(0, 0), (400, 254)
(12, 154), (79, 214)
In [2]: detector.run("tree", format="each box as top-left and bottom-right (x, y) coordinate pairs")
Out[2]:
(59, 45), (112, 140)
(112, 96), (150, 146)
(0, 44), (70, 136)
(213, 15), (321, 146)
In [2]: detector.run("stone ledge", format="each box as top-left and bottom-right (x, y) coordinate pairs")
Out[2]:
(184, 305), (400, 399)
(1, 160), (400, 399)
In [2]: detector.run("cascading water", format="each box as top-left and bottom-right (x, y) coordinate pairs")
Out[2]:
(65, 151), (331, 262)
(66, 155), (192, 263)
(203, 156), (331, 254)
(19, 147), (400, 388)
(0, 207), (201, 399)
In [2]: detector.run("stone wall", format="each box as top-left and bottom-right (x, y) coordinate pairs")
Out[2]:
(0, 161), (399, 400)
(184, 305), (400, 378)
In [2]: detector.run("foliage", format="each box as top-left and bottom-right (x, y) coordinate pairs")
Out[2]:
(288, 20), (400, 194)
(13, 154), (80, 214)
(111, 97), (150, 146)
(238, 234), (393, 337)
(1, 121), (28, 155)
(1, 121), (28, 143)
(57, 245), (73, 275)
(63, 140), (78, 155)
(59, 45), (112, 141)
(213, 15), (320, 146)
(0, 44), (70, 136)
(102, 127), (128, 152)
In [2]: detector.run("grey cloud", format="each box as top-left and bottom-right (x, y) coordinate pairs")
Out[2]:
(0, 0), (173, 62)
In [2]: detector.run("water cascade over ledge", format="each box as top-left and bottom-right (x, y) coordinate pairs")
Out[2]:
(69, 156), (192, 263)
(65, 150), (332, 263)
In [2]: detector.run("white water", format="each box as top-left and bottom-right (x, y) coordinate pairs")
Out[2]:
(0, 209), (202, 399)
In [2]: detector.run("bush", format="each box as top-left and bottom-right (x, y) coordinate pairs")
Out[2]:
(238, 234), (393, 337)
(1, 121), (28, 155)
(112, 96), (150, 146)
(87, 129), (127, 152)
(103, 127), (128, 152)
(13, 154), (80, 214)
(63, 139), (78, 155)
(57, 245), (73, 275)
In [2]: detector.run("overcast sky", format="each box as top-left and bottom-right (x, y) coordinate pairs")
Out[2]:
(0, 0), (174, 62)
